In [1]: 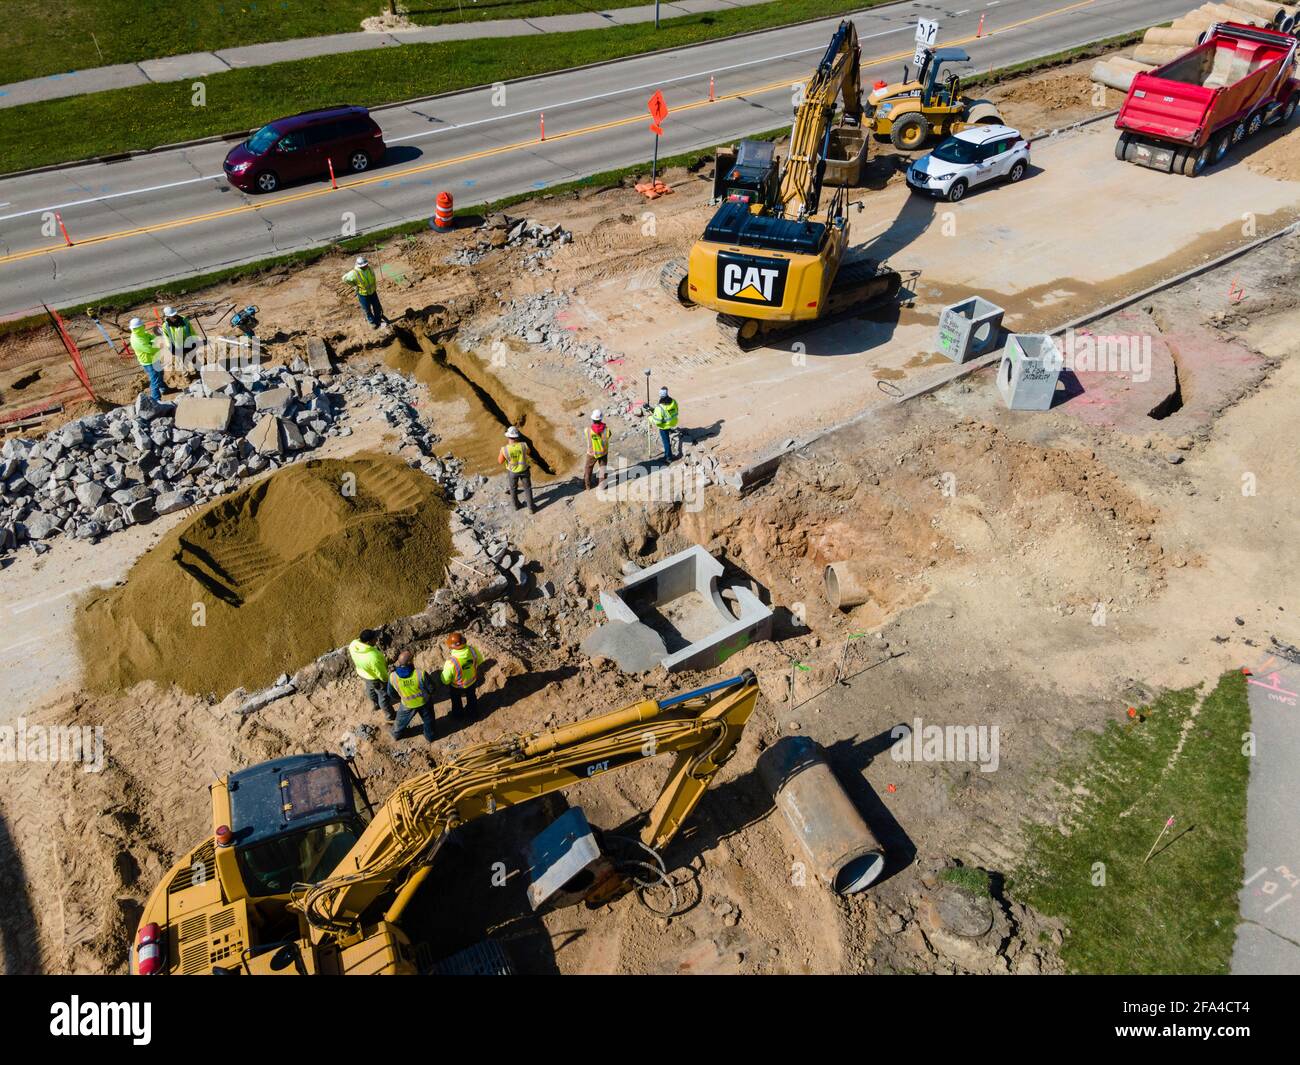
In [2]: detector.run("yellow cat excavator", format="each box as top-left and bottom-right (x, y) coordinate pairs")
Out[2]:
(130, 671), (760, 975)
(662, 20), (901, 350)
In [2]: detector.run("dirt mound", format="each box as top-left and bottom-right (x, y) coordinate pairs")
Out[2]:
(74, 456), (450, 697)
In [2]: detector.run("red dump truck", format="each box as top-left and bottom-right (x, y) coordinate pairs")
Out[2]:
(1115, 22), (1299, 176)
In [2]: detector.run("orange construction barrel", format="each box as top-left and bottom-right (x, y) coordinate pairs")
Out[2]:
(433, 191), (454, 231)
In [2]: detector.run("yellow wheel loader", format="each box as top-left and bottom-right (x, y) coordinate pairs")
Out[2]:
(130, 671), (761, 975)
(662, 20), (901, 351)
(865, 47), (1004, 150)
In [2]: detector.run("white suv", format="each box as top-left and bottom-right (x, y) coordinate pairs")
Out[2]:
(905, 125), (1031, 202)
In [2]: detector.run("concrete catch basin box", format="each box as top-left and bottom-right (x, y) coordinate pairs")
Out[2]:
(584, 545), (773, 673)
(996, 333), (1062, 410)
(936, 297), (1004, 363)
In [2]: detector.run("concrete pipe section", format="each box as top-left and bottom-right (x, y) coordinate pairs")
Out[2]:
(759, 736), (886, 895)
(823, 561), (873, 611)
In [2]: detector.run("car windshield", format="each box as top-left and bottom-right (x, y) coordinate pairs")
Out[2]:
(931, 138), (982, 165)
(245, 124), (281, 156)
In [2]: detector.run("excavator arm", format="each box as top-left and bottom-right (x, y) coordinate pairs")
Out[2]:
(779, 19), (863, 218)
(295, 671), (761, 940)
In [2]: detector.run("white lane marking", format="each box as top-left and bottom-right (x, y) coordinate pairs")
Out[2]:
(0, 173), (225, 223)
(7, 579), (117, 615)
(0, 635), (43, 660)
(386, 25), (913, 144)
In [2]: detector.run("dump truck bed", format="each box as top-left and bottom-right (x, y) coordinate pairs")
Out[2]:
(1116, 22), (1298, 149)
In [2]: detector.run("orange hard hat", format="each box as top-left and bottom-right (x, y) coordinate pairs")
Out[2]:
(446, 632), (466, 649)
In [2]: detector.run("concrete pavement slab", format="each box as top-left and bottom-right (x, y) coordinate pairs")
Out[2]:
(0, 64), (149, 108)
(137, 53), (232, 84)
(216, 33), (402, 70)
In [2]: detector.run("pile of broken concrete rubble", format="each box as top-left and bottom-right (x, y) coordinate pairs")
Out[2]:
(447, 214), (573, 268)
(0, 361), (346, 556)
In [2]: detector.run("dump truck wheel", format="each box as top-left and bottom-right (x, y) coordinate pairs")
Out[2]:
(1231, 119), (1248, 145)
(1115, 133), (1131, 161)
(1212, 131), (1232, 164)
(1284, 95), (1299, 123)
(1247, 110), (1266, 137)
(890, 114), (930, 150)
(1183, 145), (1210, 177)
(659, 258), (693, 306)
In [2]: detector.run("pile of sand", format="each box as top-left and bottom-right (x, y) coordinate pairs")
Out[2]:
(74, 456), (450, 697)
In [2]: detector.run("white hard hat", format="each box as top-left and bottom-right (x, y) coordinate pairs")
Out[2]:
(129, 317), (143, 330)
(591, 408), (602, 421)
(659, 386), (670, 398)
(162, 306), (176, 318)
(505, 426), (521, 439)
(355, 256), (369, 267)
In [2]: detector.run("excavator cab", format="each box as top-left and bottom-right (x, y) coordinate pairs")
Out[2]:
(712, 139), (780, 208)
(221, 754), (373, 897)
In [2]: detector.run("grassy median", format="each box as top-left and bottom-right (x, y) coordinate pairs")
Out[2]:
(1, 1), (884, 174)
(1013, 671), (1251, 974)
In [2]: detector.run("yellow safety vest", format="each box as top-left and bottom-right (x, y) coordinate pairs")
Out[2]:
(501, 442), (529, 474)
(391, 669), (427, 709)
(652, 400), (679, 430)
(162, 318), (194, 354)
(345, 266), (377, 296)
(348, 640), (388, 681)
(442, 646), (480, 688)
(130, 328), (161, 367)
(586, 425), (609, 458)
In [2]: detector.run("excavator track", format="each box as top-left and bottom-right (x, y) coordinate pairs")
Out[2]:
(659, 257), (692, 305)
(715, 258), (902, 352)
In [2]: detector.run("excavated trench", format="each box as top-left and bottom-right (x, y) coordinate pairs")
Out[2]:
(385, 328), (575, 479)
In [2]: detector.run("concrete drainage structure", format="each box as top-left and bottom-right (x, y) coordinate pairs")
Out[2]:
(759, 735), (886, 895)
(935, 296), (1005, 363)
(997, 333), (1063, 410)
(582, 544), (773, 673)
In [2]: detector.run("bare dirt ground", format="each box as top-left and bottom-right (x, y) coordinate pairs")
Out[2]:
(1, 55), (1298, 975)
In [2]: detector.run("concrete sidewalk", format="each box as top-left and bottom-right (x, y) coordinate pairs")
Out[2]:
(1232, 650), (1300, 974)
(0, 0), (783, 110)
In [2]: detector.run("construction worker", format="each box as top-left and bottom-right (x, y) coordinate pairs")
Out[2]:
(160, 306), (196, 369)
(584, 408), (610, 490)
(387, 650), (435, 743)
(440, 632), (483, 719)
(128, 317), (165, 402)
(349, 628), (393, 720)
(342, 255), (384, 329)
(498, 426), (537, 513)
(649, 386), (680, 464)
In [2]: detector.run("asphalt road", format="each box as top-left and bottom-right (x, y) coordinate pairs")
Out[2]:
(0, 0), (1191, 315)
